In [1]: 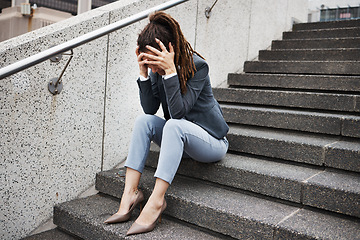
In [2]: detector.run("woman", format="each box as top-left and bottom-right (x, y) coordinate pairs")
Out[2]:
(104, 11), (229, 236)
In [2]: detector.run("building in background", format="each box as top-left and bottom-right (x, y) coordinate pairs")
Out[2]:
(308, 0), (360, 22)
(0, 0), (118, 42)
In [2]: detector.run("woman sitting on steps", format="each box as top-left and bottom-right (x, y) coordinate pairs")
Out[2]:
(104, 11), (229, 236)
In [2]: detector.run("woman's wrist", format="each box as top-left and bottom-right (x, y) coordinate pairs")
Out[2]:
(140, 71), (148, 78)
(164, 67), (176, 76)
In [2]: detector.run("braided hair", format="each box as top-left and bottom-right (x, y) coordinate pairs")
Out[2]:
(137, 11), (204, 94)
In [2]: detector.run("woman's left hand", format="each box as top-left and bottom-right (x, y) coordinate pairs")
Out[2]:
(144, 38), (177, 75)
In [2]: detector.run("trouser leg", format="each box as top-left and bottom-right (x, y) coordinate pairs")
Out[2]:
(125, 114), (165, 173)
(154, 119), (228, 184)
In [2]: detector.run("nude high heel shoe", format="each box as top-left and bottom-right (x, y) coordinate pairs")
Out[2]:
(104, 190), (144, 224)
(126, 199), (167, 236)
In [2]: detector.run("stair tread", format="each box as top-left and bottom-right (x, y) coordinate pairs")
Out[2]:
(293, 19), (360, 31)
(54, 194), (225, 240)
(96, 168), (360, 240)
(244, 60), (360, 76)
(262, 48), (360, 52)
(290, 26), (360, 32)
(221, 103), (354, 118)
(271, 38), (360, 50)
(214, 87), (359, 113)
(283, 27), (360, 40)
(21, 228), (79, 240)
(146, 144), (360, 217)
(221, 104), (360, 136)
(227, 124), (360, 172)
(227, 73), (360, 92)
(228, 124), (339, 146)
(259, 49), (360, 61)
(220, 104), (360, 136)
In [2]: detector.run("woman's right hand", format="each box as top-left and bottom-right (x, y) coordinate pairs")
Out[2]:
(136, 46), (148, 78)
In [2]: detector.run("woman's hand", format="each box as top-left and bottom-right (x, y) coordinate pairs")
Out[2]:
(144, 38), (177, 75)
(136, 46), (148, 78)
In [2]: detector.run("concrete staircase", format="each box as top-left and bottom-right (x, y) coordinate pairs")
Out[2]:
(25, 19), (360, 239)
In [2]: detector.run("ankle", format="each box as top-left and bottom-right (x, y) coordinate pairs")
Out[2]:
(123, 187), (139, 196)
(147, 195), (165, 209)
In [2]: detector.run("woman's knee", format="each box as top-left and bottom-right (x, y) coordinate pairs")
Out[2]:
(134, 114), (158, 127)
(163, 119), (185, 135)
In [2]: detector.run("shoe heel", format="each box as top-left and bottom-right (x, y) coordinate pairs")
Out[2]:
(158, 214), (162, 223)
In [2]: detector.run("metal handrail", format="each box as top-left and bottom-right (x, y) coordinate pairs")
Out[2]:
(0, 0), (188, 80)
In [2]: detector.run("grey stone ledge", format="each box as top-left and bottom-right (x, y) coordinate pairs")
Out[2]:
(54, 193), (225, 240)
(96, 168), (360, 240)
(303, 170), (360, 218)
(227, 124), (339, 166)
(227, 73), (360, 92)
(21, 228), (79, 240)
(221, 104), (344, 135)
(145, 145), (322, 203)
(259, 48), (360, 61)
(97, 168), (300, 239)
(293, 19), (360, 31)
(283, 27), (360, 40)
(274, 208), (360, 240)
(271, 38), (360, 50)
(213, 87), (359, 112)
(227, 125), (360, 173)
(145, 145), (360, 217)
(243, 60), (360, 76)
(325, 140), (360, 172)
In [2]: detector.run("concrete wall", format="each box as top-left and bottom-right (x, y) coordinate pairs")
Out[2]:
(0, 0), (307, 238)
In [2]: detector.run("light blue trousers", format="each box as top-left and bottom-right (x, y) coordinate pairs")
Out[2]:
(125, 114), (229, 184)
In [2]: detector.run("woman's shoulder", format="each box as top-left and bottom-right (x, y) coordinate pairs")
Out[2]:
(193, 53), (207, 67)
(193, 53), (209, 77)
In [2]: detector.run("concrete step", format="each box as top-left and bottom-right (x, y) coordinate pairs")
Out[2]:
(144, 145), (360, 218)
(227, 124), (360, 172)
(283, 27), (360, 40)
(95, 168), (360, 240)
(54, 194), (227, 240)
(293, 19), (360, 31)
(243, 60), (360, 75)
(271, 38), (360, 50)
(220, 104), (360, 138)
(21, 228), (80, 240)
(213, 88), (360, 113)
(259, 48), (360, 61)
(227, 73), (360, 93)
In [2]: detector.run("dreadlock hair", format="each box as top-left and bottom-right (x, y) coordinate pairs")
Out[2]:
(137, 11), (204, 94)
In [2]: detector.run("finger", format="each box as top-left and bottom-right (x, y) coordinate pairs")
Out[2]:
(169, 42), (174, 53)
(145, 60), (161, 66)
(146, 45), (162, 56)
(137, 52), (146, 62)
(142, 53), (162, 61)
(155, 38), (168, 53)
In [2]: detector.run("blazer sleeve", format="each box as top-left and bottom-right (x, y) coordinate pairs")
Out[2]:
(162, 60), (209, 119)
(137, 77), (160, 115)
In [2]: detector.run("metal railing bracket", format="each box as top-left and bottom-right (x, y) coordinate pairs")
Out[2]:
(48, 49), (73, 95)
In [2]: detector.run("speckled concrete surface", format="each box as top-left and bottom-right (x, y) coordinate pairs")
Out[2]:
(54, 194), (227, 240)
(303, 170), (360, 218)
(96, 167), (360, 240)
(96, 168), (301, 239)
(21, 228), (81, 240)
(0, 11), (108, 239)
(0, 0), (309, 238)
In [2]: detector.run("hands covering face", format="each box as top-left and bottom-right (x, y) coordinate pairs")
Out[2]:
(136, 38), (177, 77)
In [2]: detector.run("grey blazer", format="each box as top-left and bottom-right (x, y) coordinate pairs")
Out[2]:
(137, 54), (229, 139)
